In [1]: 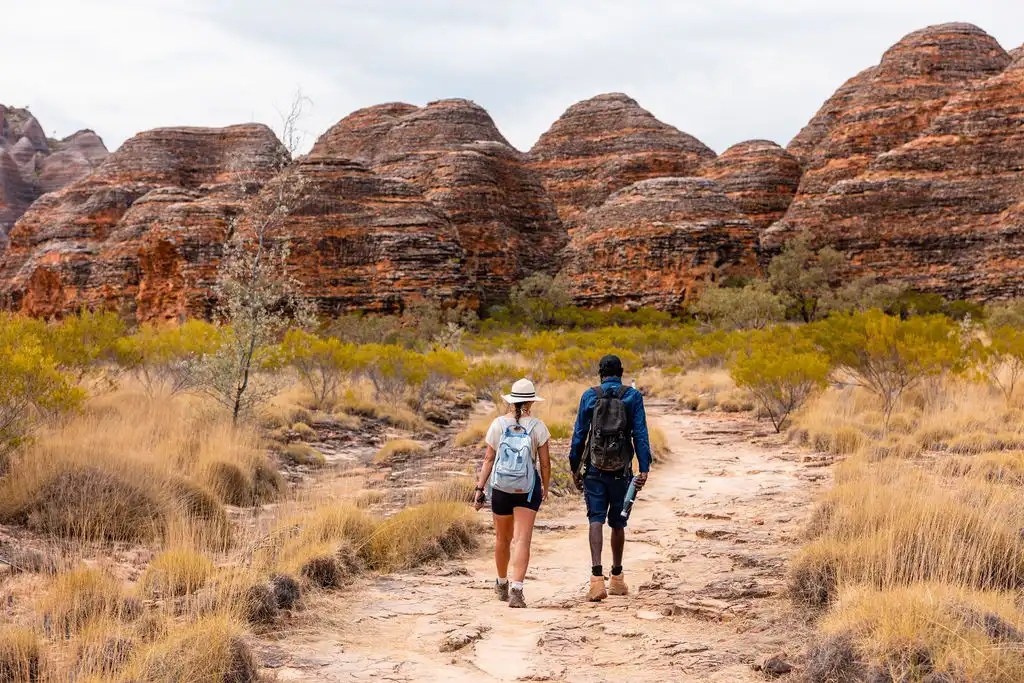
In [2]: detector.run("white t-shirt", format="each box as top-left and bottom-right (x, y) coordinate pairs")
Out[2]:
(485, 416), (551, 454)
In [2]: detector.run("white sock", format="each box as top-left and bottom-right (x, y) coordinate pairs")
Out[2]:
(496, 577), (508, 585)
(511, 581), (524, 591)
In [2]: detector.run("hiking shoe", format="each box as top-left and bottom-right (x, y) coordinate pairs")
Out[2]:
(496, 579), (510, 601)
(608, 573), (628, 596)
(509, 587), (527, 608)
(588, 575), (608, 602)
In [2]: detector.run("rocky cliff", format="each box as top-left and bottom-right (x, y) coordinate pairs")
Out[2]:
(560, 177), (759, 309)
(527, 93), (716, 230)
(258, 154), (473, 315)
(766, 53), (1024, 300)
(698, 140), (801, 233)
(312, 99), (565, 303)
(764, 23), (1024, 299)
(6, 20), (1024, 317)
(0, 125), (286, 319)
(0, 105), (108, 248)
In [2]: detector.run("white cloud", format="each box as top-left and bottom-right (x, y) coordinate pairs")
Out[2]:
(3, 0), (1023, 154)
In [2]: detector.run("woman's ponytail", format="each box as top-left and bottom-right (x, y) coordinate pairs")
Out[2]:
(514, 402), (523, 424)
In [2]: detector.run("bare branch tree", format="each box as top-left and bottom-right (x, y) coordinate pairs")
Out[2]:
(202, 91), (316, 423)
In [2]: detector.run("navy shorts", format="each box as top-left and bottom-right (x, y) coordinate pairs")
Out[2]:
(583, 470), (631, 529)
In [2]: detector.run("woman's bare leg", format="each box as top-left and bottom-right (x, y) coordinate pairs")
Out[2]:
(510, 507), (538, 582)
(493, 513), (514, 579)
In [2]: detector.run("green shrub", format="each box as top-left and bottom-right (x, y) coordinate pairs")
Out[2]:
(730, 329), (830, 432)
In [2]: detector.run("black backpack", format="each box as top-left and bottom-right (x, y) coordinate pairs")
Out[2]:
(585, 385), (633, 473)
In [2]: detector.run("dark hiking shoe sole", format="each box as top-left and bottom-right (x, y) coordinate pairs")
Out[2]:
(509, 588), (526, 608)
(496, 580), (510, 602)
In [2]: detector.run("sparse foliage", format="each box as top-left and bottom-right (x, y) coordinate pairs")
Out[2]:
(201, 93), (315, 423)
(509, 273), (572, 327)
(768, 237), (845, 322)
(730, 329), (830, 432)
(115, 321), (223, 397)
(811, 311), (966, 429)
(978, 325), (1024, 401)
(0, 314), (85, 458)
(274, 329), (356, 409)
(692, 280), (784, 330)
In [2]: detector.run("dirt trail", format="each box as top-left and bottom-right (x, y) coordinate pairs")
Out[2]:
(260, 406), (831, 682)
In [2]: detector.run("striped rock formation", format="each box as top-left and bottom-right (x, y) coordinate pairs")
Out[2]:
(698, 140), (801, 233)
(0, 105), (108, 249)
(258, 154), (473, 315)
(0, 125), (286, 319)
(527, 93), (716, 230)
(764, 26), (1024, 300)
(312, 98), (565, 303)
(560, 177), (759, 310)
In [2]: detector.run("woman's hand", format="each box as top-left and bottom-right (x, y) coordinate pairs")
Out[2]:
(473, 488), (486, 511)
(542, 486), (549, 503)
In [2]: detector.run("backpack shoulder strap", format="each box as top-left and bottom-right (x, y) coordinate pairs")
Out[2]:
(592, 385), (605, 399)
(616, 386), (629, 400)
(522, 417), (539, 436)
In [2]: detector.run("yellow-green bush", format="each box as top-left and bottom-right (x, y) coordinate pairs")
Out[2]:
(730, 328), (830, 432)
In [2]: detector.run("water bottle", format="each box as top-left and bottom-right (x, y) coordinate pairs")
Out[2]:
(620, 476), (639, 520)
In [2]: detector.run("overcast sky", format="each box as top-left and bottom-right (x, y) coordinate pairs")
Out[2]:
(4, 1), (1023, 155)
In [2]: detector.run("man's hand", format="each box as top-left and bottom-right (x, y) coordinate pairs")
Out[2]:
(573, 473), (584, 492)
(634, 472), (649, 490)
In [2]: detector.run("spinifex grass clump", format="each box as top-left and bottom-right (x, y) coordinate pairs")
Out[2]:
(0, 389), (280, 543)
(791, 458), (1024, 606)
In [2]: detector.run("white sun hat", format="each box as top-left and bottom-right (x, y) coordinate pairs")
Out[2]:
(502, 378), (545, 405)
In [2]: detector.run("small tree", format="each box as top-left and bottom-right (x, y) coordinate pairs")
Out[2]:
(979, 325), (1024, 402)
(416, 349), (468, 408)
(465, 361), (526, 406)
(275, 329), (356, 409)
(44, 309), (126, 379)
(811, 311), (966, 429)
(692, 280), (783, 330)
(985, 299), (1024, 329)
(200, 92), (315, 423)
(355, 344), (428, 404)
(116, 320), (223, 397)
(730, 333), (830, 432)
(0, 316), (84, 459)
(768, 237), (845, 322)
(821, 276), (906, 315)
(509, 273), (571, 327)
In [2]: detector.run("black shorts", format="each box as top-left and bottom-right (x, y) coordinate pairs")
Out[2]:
(491, 475), (542, 515)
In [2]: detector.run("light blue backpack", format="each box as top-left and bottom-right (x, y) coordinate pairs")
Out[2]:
(490, 417), (538, 502)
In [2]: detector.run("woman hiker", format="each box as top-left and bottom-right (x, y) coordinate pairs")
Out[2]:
(473, 378), (551, 608)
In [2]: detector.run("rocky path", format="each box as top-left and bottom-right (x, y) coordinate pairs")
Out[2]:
(259, 407), (831, 682)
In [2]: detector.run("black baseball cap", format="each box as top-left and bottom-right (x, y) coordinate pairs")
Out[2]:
(599, 354), (623, 379)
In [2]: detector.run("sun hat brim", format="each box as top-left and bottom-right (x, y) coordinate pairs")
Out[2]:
(501, 393), (545, 404)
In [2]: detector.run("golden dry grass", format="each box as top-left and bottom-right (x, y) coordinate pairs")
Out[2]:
(811, 584), (1024, 682)
(0, 627), (44, 681)
(37, 566), (136, 634)
(365, 502), (479, 572)
(639, 368), (752, 412)
(792, 457), (1024, 605)
(280, 442), (327, 468)
(420, 477), (476, 504)
(0, 388), (280, 543)
(373, 439), (427, 465)
(120, 613), (256, 683)
(454, 418), (490, 447)
(139, 548), (215, 598)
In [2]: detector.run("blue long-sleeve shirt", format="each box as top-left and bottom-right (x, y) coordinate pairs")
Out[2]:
(569, 377), (652, 474)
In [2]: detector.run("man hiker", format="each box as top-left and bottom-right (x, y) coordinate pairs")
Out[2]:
(569, 354), (652, 601)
